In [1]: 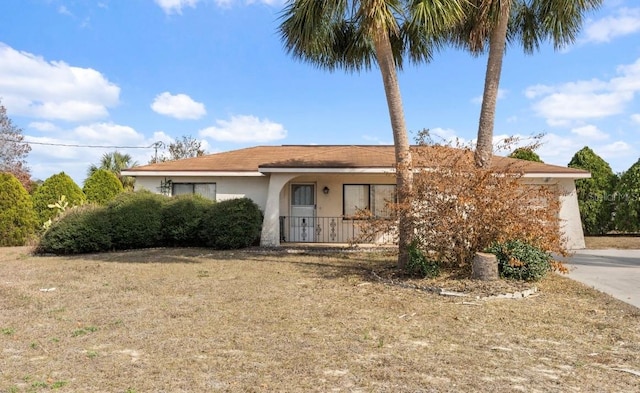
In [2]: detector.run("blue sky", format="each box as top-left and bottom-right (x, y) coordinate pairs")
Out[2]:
(1, 0), (639, 185)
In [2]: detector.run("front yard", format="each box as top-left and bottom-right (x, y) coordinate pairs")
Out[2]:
(1, 247), (639, 392)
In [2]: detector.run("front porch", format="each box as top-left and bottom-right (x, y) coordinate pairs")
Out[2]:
(259, 172), (398, 247)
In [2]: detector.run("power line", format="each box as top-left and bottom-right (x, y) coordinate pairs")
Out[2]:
(0, 137), (162, 149)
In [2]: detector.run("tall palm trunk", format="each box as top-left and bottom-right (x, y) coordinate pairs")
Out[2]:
(373, 28), (413, 268)
(474, 0), (511, 168)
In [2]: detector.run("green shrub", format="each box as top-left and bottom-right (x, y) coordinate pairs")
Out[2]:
(108, 191), (168, 250)
(485, 240), (552, 281)
(508, 148), (543, 162)
(83, 169), (123, 205)
(36, 204), (111, 255)
(614, 158), (640, 232)
(32, 172), (86, 225)
(200, 198), (262, 249)
(405, 241), (439, 278)
(161, 194), (214, 247)
(568, 147), (617, 235)
(0, 173), (38, 246)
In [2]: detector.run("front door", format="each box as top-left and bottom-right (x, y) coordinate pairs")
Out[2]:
(290, 184), (315, 242)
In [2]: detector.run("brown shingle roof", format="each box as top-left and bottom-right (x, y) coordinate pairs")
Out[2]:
(124, 145), (589, 176)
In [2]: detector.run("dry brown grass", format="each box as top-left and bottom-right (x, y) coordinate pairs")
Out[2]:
(585, 236), (640, 249)
(1, 246), (639, 392)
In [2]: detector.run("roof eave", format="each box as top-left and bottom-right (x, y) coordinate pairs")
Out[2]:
(258, 167), (394, 174)
(122, 170), (265, 177)
(521, 172), (591, 179)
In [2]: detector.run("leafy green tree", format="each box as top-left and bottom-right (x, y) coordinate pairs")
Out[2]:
(149, 135), (205, 164)
(614, 159), (640, 233)
(32, 172), (86, 225)
(568, 147), (617, 235)
(87, 151), (138, 190)
(450, 0), (602, 167)
(83, 169), (124, 205)
(0, 101), (32, 190)
(0, 172), (38, 246)
(509, 147), (542, 163)
(279, 0), (466, 267)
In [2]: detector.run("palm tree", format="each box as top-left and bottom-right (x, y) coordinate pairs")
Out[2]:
(450, 0), (602, 168)
(279, 0), (465, 268)
(87, 151), (138, 190)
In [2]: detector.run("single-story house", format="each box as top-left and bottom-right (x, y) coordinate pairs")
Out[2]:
(123, 145), (591, 249)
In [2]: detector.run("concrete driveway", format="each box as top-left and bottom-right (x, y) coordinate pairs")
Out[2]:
(564, 249), (640, 309)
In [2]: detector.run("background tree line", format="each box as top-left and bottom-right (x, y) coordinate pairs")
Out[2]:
(508, 146), (640, 236)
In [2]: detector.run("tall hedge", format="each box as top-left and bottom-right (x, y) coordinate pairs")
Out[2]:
(614, 159), (640, 232)
(568, 147), (617, 235)
(108, 191), (168, 250)
(32, 172), (86, 225)
(0, 173), (38, 246)
(200, 198), (263, 249)
(37, 204), (112, 254)
(83, 169), (123, 205)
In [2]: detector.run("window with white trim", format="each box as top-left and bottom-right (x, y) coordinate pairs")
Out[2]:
(343, 184), (396, 218)
(172, 183), (216, 200)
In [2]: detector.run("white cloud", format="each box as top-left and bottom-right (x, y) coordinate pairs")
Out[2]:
(155, 0), (286, 12)
(154, 0), (200, 14)
(362, 135), (392, 145)
(73, 123), (145, 145)
(429, 127), (464, 144)
(526, 58), (640, 125)
(58, 5), (73, 16)
(570, 125), (609, 141)
(25, 123), (163, 184)
(599, 141), (633, 159)
(582, 7), (640, 44)
(471, 89), (508, 104)
(151, 92), (206, 120)
(632, 114), (640, 124)
(28, 121), (60, 132)
(199, 115), (287, 142)
(0, 43), (119, 122)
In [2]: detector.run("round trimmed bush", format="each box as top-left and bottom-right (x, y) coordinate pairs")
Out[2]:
(36, 204), (112, 255)
(83, 169), (124, 205)
(509, 148), (543, 163)
(161, 194), (214, 247)
(200, 198), (263, 249)
(0, 172), (38, 246)
(107, 191), (168, 250)
(486, 240), (552, 281)
(32, 172), (86, 225)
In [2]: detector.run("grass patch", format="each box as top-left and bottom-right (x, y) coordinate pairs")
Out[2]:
(0, 246), (638, 392)
(585, 235), (640, 249)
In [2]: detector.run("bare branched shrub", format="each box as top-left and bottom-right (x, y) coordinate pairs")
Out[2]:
(354, 132), (568, 272)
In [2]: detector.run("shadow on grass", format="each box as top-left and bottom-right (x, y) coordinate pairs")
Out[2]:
(48, 246), (403, 283)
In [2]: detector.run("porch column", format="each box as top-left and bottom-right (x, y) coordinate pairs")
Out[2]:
(260, 173), (296, 247)
(558, 179), (586, 250)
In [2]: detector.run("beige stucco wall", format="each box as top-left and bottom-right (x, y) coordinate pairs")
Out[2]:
(520, 177), (586, 250)
(279, 173), (396, 217)
(134, 175), (270, 209)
